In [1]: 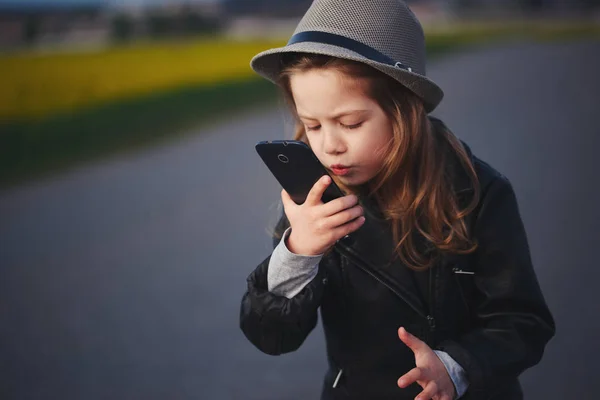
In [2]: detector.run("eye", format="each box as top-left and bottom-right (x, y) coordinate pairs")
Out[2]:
(306, 125), (321, 131)
(342, 122), (363, 130)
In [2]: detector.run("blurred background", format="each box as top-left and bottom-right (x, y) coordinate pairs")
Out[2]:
(0, 0), (599, 399)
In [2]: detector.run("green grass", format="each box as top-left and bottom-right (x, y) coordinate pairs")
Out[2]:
(0, 78), (278, 188)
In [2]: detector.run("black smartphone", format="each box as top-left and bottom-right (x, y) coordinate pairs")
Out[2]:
(255, 140), (345, 205)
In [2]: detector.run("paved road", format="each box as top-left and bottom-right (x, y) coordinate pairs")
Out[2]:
(1, 40), (598, 399)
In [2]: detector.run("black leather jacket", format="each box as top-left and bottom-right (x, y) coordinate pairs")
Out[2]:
(240, 142), (555, 399)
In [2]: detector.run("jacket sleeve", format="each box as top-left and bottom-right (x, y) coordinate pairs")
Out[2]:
(239, 212), (326, 356)
(436, 175), (556, 395)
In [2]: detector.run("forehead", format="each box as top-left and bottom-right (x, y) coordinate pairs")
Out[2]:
(289, 68), (374, 118)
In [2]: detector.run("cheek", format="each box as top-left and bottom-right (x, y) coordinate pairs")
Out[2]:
(373, 123), (393, 157)
(375, 140), (391, 161)
(362, 134), (392, 171)
(306, 136), (326, 162)
(305, 132), (319, 149)
(304, 133), (314, 148)
(363, 132), (390, 159)
(364, 150), (386, 174)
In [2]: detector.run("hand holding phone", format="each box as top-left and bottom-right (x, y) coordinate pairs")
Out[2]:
(281, 175), (365, 256)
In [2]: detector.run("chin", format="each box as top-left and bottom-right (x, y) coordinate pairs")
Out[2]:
(336, 174), (369, 189)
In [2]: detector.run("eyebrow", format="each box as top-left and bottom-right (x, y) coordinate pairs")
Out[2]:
(297, 109), (370, 120)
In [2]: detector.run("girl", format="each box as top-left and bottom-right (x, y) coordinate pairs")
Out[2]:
(239, 1), (555, 399)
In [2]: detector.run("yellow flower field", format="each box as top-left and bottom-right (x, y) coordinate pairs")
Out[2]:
(0, 38), (285, 121)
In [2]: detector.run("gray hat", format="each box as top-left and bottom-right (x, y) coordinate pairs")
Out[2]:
(250, 0), (444, 113)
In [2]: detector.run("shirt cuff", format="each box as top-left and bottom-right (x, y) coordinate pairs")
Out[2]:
(267, 227), (324, 299)
(433, 350), (469, 399)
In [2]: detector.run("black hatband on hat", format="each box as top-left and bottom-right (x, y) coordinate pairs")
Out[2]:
(286, 31), (411, 72)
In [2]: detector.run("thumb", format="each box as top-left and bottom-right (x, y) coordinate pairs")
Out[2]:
(398, 327), (426, 354)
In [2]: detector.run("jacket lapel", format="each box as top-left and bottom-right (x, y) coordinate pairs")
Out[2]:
(336, 201), (429, 318)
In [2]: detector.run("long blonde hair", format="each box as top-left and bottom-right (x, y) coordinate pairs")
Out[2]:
(277, 53), (480, 270)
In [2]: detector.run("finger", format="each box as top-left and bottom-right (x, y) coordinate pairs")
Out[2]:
(397, 367), (422, 388)
(324, 204), (364, 229)
(398, 327), (427, 354)
(415, 380), (438, 400)
(305, 175), (331, 206)
(320, 194), (359, 217)
(281, 189), (296, 210)
(440, 394), (452, 400)
(332, 214), (366, 239)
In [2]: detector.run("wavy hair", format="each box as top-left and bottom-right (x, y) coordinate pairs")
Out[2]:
(277, 53), (480, 270)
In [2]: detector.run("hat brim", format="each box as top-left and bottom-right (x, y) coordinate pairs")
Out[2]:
(250, 41), (444, 113)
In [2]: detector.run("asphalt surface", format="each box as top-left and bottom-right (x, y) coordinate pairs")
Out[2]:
(1, 39), (599, 399)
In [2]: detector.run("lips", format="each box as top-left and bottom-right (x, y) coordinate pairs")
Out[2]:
(330, 165), (351, 176)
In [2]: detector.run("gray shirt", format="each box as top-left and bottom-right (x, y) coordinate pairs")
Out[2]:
(267, 227), (469, 399)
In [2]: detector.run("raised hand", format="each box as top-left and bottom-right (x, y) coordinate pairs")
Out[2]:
(397, 327), (456, 400)
(281, 175), (365, 255)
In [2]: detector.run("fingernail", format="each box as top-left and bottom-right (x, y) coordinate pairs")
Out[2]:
(398, 379), (405, 387)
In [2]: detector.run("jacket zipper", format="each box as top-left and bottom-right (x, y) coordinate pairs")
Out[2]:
(339, 256), (349, 309)
(332, 368), (343, 388)
(453, 268), (474, 275)
(427, 265), (437, 345)
(331, 251), (348, 390)
(334, 243), (428, 320)
(452, 267), (473, 315)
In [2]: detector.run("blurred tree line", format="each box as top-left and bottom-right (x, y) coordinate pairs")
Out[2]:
(16, 7), (223, 47)
(112, 6), (223, 42)
(455, 0), (600, 12)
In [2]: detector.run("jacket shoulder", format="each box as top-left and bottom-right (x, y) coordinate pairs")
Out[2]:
(459, 139), (505, 193)
(472, 155), (504, 192)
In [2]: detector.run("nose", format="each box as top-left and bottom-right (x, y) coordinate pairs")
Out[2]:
(322, 127), (346, 155)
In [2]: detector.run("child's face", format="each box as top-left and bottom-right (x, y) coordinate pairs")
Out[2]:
(290, 68), (393, 187)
